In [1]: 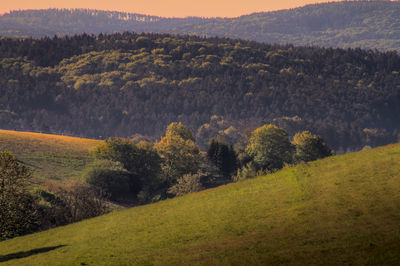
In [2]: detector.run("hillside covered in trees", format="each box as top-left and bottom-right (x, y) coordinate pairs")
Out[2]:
(1, 32), (399, 151)
(1, 1), (400, 51)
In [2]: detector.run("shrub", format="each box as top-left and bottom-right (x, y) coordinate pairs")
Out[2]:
(85, 160), (139, 201)
(0, 150), (40, 240)
(92, 138), (162, 193)
(234, 162), (259, 181)
(42, 180), (110, 223)
(167, 173), (205, 197)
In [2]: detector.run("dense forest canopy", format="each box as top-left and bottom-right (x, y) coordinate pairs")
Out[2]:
(0, 32), (399, 152)
(1, 1), (400, 51)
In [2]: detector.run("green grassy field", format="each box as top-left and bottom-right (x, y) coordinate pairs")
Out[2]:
(0, 142), (399, 265)
(0, 130), (101, 182)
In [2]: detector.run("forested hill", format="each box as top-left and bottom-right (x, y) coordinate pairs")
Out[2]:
(0, 9), (216, 38)
(1, 33), (399, 152)
(1, 1), (400, 51)
(190, 1), (400, 52)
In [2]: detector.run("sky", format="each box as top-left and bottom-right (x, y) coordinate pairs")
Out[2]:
(0, 0), (343, 18)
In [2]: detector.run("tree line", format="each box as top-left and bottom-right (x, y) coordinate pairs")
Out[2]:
(1, 122), (333, 240)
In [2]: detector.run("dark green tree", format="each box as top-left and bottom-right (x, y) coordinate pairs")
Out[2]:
(292, 131), (334, 162)
(207, 139), (238, 177)
(92, 138), (162, 193)
(245, 124), (294, 171)
(85, 160), (137, 201)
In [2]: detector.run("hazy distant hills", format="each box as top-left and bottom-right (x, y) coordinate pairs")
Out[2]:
(1, 1), (400, 51)
(0, 9), (216, 38)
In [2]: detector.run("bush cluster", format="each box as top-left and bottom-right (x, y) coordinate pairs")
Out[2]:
(1, 122), (333, 240)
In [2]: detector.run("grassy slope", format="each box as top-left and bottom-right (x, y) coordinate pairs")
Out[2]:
(0, 130), (101, 182)
(0, 143), (399, 265)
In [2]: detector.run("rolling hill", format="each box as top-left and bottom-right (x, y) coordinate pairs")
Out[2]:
(0, 143), (399, 265)
(1, 1), (400, 51)
(0, 129), (101, 182)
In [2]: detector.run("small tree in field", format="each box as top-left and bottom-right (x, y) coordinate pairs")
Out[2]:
(292, 131), (333, 162)
(0, 150), (39, 240)
(245, 124), (294, 171)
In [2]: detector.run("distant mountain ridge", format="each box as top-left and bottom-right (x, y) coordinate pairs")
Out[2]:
(0, 9), (216, 38)
(1, 1), (400, 51)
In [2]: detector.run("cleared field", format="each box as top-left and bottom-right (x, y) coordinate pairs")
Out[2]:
(0, 130), (102, 181)
(0, 143), (399, 265)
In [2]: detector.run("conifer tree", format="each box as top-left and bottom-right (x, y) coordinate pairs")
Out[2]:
(207, 139), (238, 177)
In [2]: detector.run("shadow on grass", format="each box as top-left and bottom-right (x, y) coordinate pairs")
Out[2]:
(0, 244), (67, 262)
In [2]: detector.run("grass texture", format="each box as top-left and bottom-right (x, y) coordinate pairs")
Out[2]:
(0, 130), (101, 181)
(0, 142), (399, 265)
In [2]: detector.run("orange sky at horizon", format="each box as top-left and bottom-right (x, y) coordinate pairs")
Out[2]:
(0, 0), (343, 18)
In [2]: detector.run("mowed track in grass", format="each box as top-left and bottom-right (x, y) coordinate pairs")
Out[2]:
(1, 143), (399, 265)
(0, 130), (101, 181)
